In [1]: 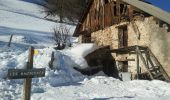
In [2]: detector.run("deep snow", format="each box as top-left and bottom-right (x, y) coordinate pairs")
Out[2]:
(0, 0), (170, 100)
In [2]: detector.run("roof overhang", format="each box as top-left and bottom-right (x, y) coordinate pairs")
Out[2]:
(122, 0), (170, 24)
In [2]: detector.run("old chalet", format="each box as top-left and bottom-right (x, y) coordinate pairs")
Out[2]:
(73, 0), (170, 82)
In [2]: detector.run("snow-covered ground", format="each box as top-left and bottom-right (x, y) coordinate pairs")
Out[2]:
(0, 0), (170, 100)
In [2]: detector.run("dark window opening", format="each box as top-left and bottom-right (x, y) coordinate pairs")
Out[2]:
(114, 6), (117, 16)
(94, 9), (97, 20)
(118, 25), (128, 48)
(104, 0), (109, 4)
(133, 10), (151, 17)
(118, 61), (128, 72)
(120, 4), (124, 14)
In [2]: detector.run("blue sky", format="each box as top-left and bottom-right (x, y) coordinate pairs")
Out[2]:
(145, 0), (170, 12)
(23, 0), (170, 13)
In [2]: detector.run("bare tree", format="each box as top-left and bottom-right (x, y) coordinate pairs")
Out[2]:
(43, 0), (89, 23)
(53, 25), (71, 50)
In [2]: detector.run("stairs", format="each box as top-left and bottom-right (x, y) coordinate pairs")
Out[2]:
(136, 46), (170, 82)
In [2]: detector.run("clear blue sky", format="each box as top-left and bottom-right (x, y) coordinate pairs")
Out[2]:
(145, 0), (170, 12)
(23, 0), (170, 13)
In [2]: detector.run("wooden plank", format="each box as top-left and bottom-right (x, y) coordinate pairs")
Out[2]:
(111, 45), (147, 53)
(116, 59), (135, 61)
(99, 4), (103, 29)
(116, 0), (120, 22)
(8, 68), (45, 79)
(144, 50), (155, 69)
(105, 3), (113, 27)
(102, 1), (105, 29)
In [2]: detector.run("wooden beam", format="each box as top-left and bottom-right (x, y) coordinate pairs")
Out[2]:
(116, 59), (135, 61)
(136, 46), (140, 79)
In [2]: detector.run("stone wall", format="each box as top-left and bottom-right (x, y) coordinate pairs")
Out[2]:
(90, 17), (170, 77)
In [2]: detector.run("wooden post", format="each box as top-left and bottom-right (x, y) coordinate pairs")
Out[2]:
(136, 46), (140, 79)
(8, 34), (13, 47)
(23, 46), (34, 100)
(49, 52), (55, 69)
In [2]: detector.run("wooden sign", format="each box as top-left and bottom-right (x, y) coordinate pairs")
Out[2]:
(8, 68), (45, 79)
(7, 46), (46, 100)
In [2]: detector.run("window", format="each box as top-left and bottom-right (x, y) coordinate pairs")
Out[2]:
(104, 0), (109, 4)
(113, 2), (117, 16)
(114, 5), (117, 16)
(118, 61), (128, 72)
(118, 25), (128, 48)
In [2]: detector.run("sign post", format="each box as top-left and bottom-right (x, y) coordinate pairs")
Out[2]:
(7, 46), (45, 100)
(23, 46), (34, 100)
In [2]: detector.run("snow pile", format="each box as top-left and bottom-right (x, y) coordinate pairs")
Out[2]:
(68, 43), (99, 57)
(34, 47), (85, 87)
(62, 43), (99, 69)
(41, 43), (100, 86)
(31, 76), (170, 100)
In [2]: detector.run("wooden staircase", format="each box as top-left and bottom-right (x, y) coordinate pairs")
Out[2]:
(136, 46), (170, 82)
(111, 45), (170, 82)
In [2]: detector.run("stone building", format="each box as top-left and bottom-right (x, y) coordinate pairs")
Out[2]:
(73, 0), (170, 82)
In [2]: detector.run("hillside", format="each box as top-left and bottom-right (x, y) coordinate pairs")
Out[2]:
(0, 0), (170, 100)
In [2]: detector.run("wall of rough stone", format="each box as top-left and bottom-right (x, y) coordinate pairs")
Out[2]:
(147, 18), (170, 76)
(90, 17), (170, 77)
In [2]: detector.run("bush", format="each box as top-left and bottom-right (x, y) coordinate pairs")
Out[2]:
(53, 25), (71, 50)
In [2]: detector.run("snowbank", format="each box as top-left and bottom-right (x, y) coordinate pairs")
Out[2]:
(1, 41), (170, 100)
(32, 76), (170, 100)
(62, 43), (99, 69)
